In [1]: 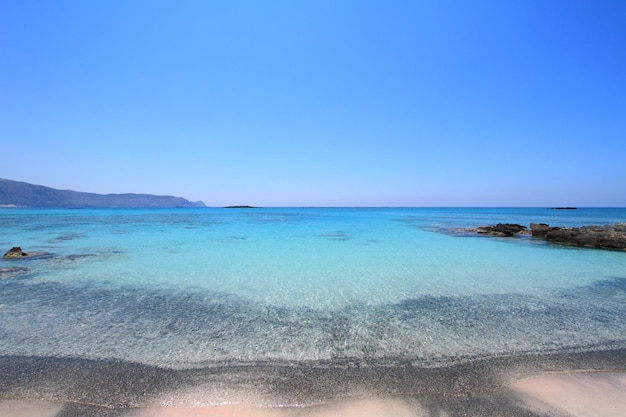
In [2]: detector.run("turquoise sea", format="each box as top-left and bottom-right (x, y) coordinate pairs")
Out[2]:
(1, 207), (625, 412)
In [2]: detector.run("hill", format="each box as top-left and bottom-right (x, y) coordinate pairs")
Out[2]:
(0, 179), (206, 208)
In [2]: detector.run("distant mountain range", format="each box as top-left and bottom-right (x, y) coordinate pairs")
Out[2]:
(0, 178), (206, 208)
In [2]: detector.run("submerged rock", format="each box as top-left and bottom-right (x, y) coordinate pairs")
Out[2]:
(0, 266), (30, 279)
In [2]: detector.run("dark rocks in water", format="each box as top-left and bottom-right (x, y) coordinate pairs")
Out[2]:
(3, 246), (28, 258)
(469, 223), (626, 251)
(531, 223), (626, 251)
(474, 223), (529, 237)
(3, 246), (51, 259)
(529, 223), (554, 238)
(224, 205), (259, 208)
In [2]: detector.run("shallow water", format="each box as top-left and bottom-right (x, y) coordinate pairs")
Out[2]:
(1, 207), (625, 411)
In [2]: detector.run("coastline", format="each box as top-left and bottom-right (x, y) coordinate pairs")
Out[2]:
(2, 370), (625, 416)
(1, 348), (625, 416)
(2, 207), (624, 416)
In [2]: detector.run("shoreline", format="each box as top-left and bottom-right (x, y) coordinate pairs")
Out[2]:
(2, 370), (625, 416)
(1, 348), (625, 416)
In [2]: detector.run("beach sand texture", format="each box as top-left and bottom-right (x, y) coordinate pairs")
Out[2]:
(0, 400), (64, 417)
(125, 398), (420, 417)
(513, 371), (626, 417)
(1, 371), (624, 417)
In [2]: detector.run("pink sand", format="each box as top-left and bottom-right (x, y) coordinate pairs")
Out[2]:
(513, 371), (626, 417)
(0, 400), (64, 417)
(126, 399), (422, 417)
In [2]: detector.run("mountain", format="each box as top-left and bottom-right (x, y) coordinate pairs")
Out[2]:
(0, 179), (206, 208)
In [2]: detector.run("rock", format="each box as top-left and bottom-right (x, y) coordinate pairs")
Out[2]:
(475, 223), (528, 237)
(474, 223), (626, 251)
(3, 246), (28, 258)
(530, 223), (558, 238)
(540, 223), (626, 251)
(2, 247), (50, 259)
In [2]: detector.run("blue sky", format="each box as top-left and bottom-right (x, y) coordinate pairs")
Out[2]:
(1, 0), (625, 206)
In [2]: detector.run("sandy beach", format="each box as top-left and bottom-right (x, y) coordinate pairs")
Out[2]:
(125, 398), (421, 417)
(512, 371), (626, 417)
(2, 370), (624, 417)
(0, 400), (64, 417)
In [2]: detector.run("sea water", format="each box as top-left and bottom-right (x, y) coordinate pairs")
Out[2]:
(0, 207), (625, 408)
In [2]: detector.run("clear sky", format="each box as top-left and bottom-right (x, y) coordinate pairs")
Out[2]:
(1, 0), (625, 207)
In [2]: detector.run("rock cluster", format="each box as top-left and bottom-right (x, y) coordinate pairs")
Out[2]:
(475, 223), (529, 237)
(530, 222), (626, 251)
(2, 246), (50, 259)
(470, 223), (626, 251)
(3, 246), (28, 258)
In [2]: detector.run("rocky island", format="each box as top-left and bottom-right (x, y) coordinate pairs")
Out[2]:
(470, 222), (626, 251)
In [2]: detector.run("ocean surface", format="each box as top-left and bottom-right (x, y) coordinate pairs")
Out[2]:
(1, 207), (625, 411)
